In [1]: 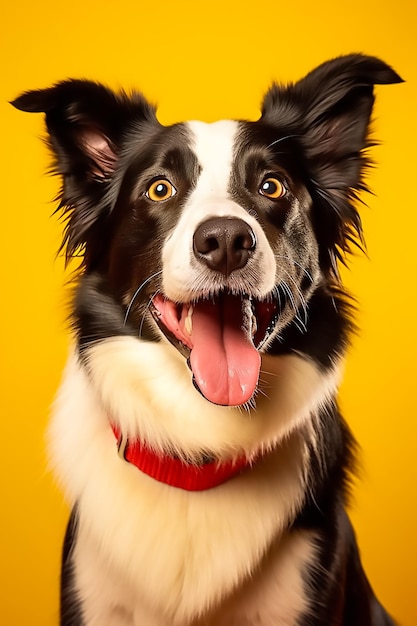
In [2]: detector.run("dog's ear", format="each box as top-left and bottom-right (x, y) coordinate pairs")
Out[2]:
(261, 55), (403, 276)
(12, 80), (158, 267)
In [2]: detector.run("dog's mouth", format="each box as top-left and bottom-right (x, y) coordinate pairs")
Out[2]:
(151, 292), (278, 407)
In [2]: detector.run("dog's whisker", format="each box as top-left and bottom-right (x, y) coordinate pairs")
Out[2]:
(138, 291), (161, 338)
(259, 371), (279, 379)
(274, 267), (309, 331)
(280, 269), (308, 326)
(293, 317), (307, 333)
(274, 254), (314, 283)
(272, 285), (284, 314)
(266, 134), (302, 149)
(279, 280), (297, 315)
(256, 385), (270, 398)
(124, 271), (163, 326)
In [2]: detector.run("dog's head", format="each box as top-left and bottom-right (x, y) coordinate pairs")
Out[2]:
(13, 55), (402, 408)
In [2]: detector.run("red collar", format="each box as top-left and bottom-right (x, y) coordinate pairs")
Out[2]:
(112, 425), (253, 491)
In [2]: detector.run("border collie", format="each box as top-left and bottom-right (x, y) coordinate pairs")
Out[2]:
(13, 54), (402, 626)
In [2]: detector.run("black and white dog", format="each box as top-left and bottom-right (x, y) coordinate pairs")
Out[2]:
(13, 54), (402, 625)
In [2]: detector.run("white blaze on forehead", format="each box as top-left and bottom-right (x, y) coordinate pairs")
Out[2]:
(161, 120), (277, 301)
(185, 120), (239, 200)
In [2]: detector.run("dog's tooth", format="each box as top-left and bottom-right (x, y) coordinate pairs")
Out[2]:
(251, 311), (258, 338)
(244, 297), (257, 339)
(184, 305), (193, 336)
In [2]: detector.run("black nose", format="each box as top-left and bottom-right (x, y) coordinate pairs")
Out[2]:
(193, 217), (256, 276)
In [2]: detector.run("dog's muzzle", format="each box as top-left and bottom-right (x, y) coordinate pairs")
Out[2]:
(151, 217), (279, 407)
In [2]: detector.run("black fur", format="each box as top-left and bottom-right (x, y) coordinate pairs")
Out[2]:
(12, 54), (403, 625)
(60, 508), (83, 625)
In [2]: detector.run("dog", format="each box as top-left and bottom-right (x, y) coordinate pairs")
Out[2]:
(13, 54), (402, 625)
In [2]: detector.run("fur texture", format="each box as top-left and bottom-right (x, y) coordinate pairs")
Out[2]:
(13, 54), (402, 625)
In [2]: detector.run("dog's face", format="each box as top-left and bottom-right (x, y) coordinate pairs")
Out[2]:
(13, 55), (402, 411)
(103, 118), (321, 406)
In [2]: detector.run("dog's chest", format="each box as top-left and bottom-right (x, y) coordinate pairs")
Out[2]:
(74, 521), (315, 626)
(197, 530), (316, 626)
(53, 352), (323, 625)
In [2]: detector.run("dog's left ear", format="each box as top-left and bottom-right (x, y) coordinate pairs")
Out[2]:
(261, 54), (403, 177)
(261, 54), (403, 274)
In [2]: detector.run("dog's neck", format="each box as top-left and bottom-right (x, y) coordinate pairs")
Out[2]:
(111, 425), (256, 491)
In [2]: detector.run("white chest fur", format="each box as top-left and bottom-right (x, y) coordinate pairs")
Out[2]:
(74, 522), (316, 626)
(49, 341), (337, 623)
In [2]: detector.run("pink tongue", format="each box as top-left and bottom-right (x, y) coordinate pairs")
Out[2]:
(189, 296), (261, 406)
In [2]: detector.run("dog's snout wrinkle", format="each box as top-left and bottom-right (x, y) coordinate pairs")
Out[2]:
(193, 217), (256, 277)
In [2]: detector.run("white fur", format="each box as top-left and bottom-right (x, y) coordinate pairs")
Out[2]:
(212, 530), (318, 626)
(49, 337), (341, 624)
(74, 521), (317, 626)
(49, 117), (343, 626)
(162, 121), (277, 302)
(78, 335), (341, 459)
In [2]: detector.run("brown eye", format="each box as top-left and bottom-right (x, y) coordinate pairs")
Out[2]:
(146, 179), (177, 202)
(259, 177), (285, 199)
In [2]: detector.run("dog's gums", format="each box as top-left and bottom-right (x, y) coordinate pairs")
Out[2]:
(151, 292), (278, 405)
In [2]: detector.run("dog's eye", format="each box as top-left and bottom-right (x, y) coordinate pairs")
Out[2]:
(146, 179), (177, 202)
(259, 177), (286, 199)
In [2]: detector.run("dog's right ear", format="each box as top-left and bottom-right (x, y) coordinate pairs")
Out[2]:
(11, 80), (157, 180)
(12, 80), (159, 265)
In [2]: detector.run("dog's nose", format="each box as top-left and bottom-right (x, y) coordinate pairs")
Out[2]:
(193, 217), (256, 276)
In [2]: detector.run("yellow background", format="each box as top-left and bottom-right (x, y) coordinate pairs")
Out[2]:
(1, 1), (416, 624)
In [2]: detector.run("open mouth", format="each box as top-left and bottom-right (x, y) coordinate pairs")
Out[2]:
(150, 291), (278, 407)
